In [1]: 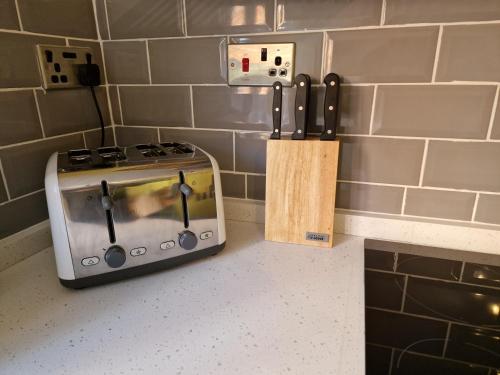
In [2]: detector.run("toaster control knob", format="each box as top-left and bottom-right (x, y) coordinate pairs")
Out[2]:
(105, 245), (126, 268)
(179, 231), (197, 250)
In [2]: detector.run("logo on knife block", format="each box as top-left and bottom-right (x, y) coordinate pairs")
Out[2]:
(306, 232), (330, 242)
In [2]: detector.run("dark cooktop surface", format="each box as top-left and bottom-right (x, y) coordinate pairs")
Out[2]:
(364, 240), (500, 375)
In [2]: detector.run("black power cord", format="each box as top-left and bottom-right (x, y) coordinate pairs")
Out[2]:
(77, 53), (105, 147)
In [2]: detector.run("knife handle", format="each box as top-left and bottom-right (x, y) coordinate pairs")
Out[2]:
(270, 81), (282, 140)
(292, 74), (311, 140)
(320, 73), (340, 141)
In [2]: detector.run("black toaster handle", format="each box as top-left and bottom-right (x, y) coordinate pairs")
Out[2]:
(270, 81), (283, 140)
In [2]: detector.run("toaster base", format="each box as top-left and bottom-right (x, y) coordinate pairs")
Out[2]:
(59, 242), (225, 289)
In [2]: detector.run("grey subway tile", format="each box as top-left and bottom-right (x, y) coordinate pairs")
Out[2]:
(366, 345), (393, 375)
(95, 0), (110, 40)
(0, 0), (20, 29)
(491, 103), (500, 139)
(0, 191), (48, 239)
(0, 32), (65, 88)
(337, 85), (374, 135)
(436, 24), (500, 82)
(120, 86), (191, 127)
(366, 307), (447, 355)
(103, 41), (149, 84)
(185, 0), (274, 36)
(68, 40), (104, 77)
(277, 0), (382, 30)
(159, 128), (234, 171)
(106, 0), (183, 39)
(385, 0), (500, 24)
(220, 173), (245, 198)
(0, 90), (42, 146)
(475, 194), (500, 225)
(83, 127), (115, 148)
(373, 85), (496, 139)
(404, 188), (476, 221)
(149, 37), (227, 84)
(404, 276), (500, 327)
(462, 262), (500, 289)
(396, 253), (462, 281)
(115, 126), (158, 146)
(235, 132), (267, 173)
(36, 87), (110, 137)
(17, 0), (97, 38)
(338, 136), (425, 185)
(230, 32), (323, 83)
(364, 248), (395, 271)
(423, 141), (500, 192)
(247, 175), (265, 200)
(336, 182), (404, 214)
(0, 134), (84, 198)
(365, 270), (405, 310)
(325, 27), (439, 83)
(108, 86), (122, 124)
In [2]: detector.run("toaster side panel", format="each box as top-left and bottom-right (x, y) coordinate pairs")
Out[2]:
(204, 150), (226, 245)
(45, 152), (75, 280)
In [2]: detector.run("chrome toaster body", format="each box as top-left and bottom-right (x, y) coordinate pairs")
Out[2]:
(45, 143), (225, 288)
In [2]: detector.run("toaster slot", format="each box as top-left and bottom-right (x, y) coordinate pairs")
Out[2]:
(160, 142), (193, 154)
(179, 171), (190, 228)
(98, 147), (126, 162)
(136, 144), (166, 157)
(68, 149), (92, 164)
(101, 180), (116, 244)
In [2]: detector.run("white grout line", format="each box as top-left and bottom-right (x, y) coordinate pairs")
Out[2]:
(400, 187), (408, 215)
(65, 38), (70, 46)
(471, 192), (480, 221)
(486, 85), (499, 140)
(0, 188), (45, 207)
(441, 323), (452, 357)
(32, 89), (45, 138)
(145, 40), (152, 84)
(244, 174), (248, 199)
(13, 0), (23, 31)
(181, 0), (188, 36)
(156, 128), (161, 143)
(112, 125), (118, 146)
(0, 87), (42, 92)
(189, 85), (195, 128)
(431, 25), (443, 82)
(380, 0), (387, 26)
(388, 348), (395, 375)
(91, 0), (101, 40)
(0, 130), (93, 151)
(0, 27), (97, 42)
(368, 85), (378, 135)
(338, 132), (500, 142)
(0, 159), (12, 201)
(82, 131), (88, 148)
(104, 85), (115, 125)
(342, 81), (500, 86)
(232, 131), (236, 171)
(103, 0), (112, 40)
(458, 261), (466, 282)
(400, 275), (408, 312)
(320, 31), (327, 79)
(115, 83), (227, 87)
(337, 179), (500, 196)
(220, 170), (266, 176)
(418, 139), (429, 186)
(273, 0), (278, 32)
(116, 86), (124, 124)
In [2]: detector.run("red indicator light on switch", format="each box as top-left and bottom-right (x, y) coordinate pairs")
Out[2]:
(242, 57), (249, 72)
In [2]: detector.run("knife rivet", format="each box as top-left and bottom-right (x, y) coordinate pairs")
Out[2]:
(275, 85), (280, 90)
(299, 82), (304, 87)
(330, 81), (335, 86)
(298, 106), (303, 111)
(275, 107), (280, 112)
(298, 129), (302, 134)
(274, 129), (279, 132)
(329, 106), (334, 110)
(327, 130), (332, 134)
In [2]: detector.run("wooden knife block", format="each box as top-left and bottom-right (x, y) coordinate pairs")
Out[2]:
(265, 138), (340, 248)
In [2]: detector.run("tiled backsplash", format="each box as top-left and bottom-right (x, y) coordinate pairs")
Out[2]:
(0, 0), (111, 238)
(1, 0), (500, 239)
(99, 0), (500, 231)
(364, 239), (500, 374)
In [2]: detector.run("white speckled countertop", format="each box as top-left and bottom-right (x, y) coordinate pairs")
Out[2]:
(0, 220), (365, 375)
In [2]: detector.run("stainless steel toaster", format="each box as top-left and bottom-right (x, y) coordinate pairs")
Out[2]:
(45, 142), (225, 288)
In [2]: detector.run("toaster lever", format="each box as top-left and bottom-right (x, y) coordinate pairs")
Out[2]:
(179, 183), (193, 197)
(101, 180), (116, 244)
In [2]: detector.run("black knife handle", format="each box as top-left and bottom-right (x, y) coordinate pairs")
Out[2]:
(320, 73), (340, 141)
(292, 74), (311, 140)
(270, 81), (282, 140)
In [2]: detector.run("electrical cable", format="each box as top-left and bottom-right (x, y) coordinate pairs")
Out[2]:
(90, 85), (105, 147)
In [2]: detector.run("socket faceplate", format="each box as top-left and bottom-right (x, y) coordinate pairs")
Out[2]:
(227, 43), (295, 87)
(36, 45), (96, 89)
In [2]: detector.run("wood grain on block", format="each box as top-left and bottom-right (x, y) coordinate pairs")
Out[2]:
(265, 138), (339, 247)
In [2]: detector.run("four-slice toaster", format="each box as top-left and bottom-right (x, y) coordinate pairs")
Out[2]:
(45, 142), (225, 288)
